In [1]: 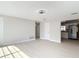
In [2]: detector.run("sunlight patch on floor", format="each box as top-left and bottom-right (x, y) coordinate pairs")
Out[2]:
(0, 46), (29, 58)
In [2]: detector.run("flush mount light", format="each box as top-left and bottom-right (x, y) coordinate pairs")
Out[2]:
(38, 9), (46, 14)
(39, 10), (45, 14)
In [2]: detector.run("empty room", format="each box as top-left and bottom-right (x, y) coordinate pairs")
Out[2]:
(0, 1), (79, 58)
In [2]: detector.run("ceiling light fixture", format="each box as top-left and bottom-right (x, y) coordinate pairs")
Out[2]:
(38, 9), (46, 15)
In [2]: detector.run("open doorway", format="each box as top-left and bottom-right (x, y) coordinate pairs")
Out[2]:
(61, 20), (79, 42)
(35, 22), (40, 39)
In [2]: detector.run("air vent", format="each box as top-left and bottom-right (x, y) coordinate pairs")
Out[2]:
(71, 12), (78, 15)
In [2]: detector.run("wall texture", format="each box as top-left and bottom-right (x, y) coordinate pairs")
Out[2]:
(40, 22), (50, 40)
(40, 21), (61, 43)
(0, 16), (35, 46)
(0, 17), (4, 45)
(49, 20), (61, 43)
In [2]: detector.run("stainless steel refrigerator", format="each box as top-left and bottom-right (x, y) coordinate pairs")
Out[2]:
(68, 25), (78, 39)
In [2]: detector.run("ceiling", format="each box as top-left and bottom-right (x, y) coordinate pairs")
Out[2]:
(0, 1), (79, 21)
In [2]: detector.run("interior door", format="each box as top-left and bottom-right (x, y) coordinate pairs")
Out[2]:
(35, 22), (40, 39)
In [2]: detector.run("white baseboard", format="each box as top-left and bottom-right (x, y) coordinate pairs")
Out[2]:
(0, 39), (35, 47)
(48, 39), (61, 43)
(40, 39), (61, 43)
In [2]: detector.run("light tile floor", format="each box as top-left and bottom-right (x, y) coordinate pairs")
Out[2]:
(0, 46), (29, 58)
(0, 39), (79, 58)
(15, 39), (79, 58)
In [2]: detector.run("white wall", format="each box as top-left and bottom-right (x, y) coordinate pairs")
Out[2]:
(49, 20), (61, 43)
(40, 20), (61, 43)
(0, 15), (61, 46)
(40, 22), (50, 40)
(1, 16), (35, 46)
(0, 17), (4, 45)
